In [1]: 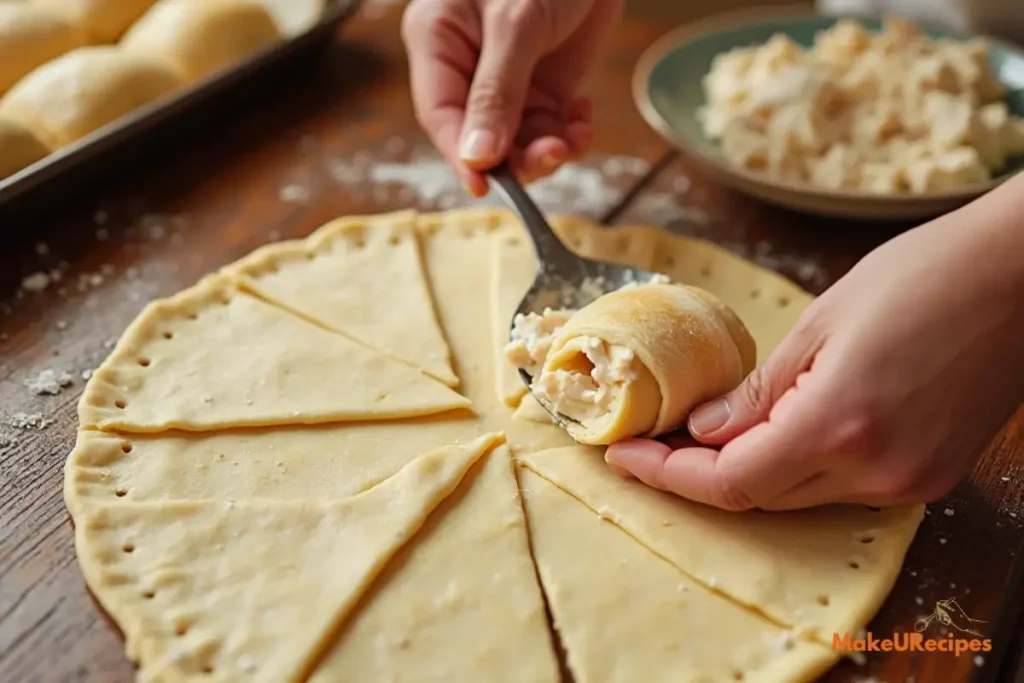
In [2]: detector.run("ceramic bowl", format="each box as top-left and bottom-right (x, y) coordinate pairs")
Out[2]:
(633, 7), (1024, 221)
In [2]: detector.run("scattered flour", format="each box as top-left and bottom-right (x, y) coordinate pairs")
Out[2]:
(25, 368), (74, 395)
(21, 272), (50, 292)
(279, 184), (310, 204)
(8, 412), (54, 430)
(327, 150), (662, 219)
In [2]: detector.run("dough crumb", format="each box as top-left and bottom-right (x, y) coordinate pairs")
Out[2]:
(974, 655), (985, 667)
(95, 228), (109, 241)
(94, 210), (109, 225)
(25, 369), (74, 395)
(55, 320), (68, 331)
(35, 242), (49, 256)
(1001, 476), (1011, 482)
(236, 656), (257, 673)
(21, 272), (50, 292)
(938, 538), (948, 544)
(81, 369), (93, 380)
(943, 508), (954, 516)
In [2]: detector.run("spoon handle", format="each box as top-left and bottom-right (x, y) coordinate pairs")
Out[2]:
(487, 162), (576, 268)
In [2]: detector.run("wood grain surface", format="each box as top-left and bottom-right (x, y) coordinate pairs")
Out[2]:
(1, 2), (1022, 683)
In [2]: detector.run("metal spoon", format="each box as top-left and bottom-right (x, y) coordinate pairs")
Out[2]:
(487, 161), (661, 427)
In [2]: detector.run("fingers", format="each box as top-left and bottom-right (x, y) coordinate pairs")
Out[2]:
(606, 385), (838, 510)
(514, 97), (593, 182)
(688, 306), (826, 445)
(459, 2), (549, 170)
(401, 0), (489, 195)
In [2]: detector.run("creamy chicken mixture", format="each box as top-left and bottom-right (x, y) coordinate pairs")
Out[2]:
(504, 307), (576, 376)
(532, 337), (638, 422)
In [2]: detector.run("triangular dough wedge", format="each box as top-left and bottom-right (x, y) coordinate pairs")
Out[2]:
(414, 209), (574, 455)
(65, 411), (480, 517)
(224, 211), (458, 387)
(74, 434), (501, 683)
(78, 275), (469, 432)
(518, 446), (925, 642)
(489, 222), (536, 406)
(309, 444), (560, 683)
(519, 468), (838, 683)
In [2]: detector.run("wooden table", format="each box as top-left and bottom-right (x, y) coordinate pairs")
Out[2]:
(2, 3), (1023, 682)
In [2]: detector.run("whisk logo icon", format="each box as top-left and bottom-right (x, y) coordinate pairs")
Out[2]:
(832, 596), (992, 657)
(915, 598), (987, 637)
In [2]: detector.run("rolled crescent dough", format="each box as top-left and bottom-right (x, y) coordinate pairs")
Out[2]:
(121, 0), (282, 85)
(0, 3), (85, 95)
(0, 46), (180, 149)
(534, 283), (756, 444)
(0, 116), (49, 178)
(33, 0), (157, 43)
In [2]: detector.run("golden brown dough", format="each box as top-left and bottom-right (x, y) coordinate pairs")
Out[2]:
(33, 0), (156, 43)
(120, 0), (282, 85)
(534, 283), (756, 445)
(0, 116), (49, 178)
(0, 46), (180, 149)
(0, 3), (86, 95)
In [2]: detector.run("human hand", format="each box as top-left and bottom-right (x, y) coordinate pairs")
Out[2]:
(401, 0), (622, 196)
(606, 180), (1024, 511)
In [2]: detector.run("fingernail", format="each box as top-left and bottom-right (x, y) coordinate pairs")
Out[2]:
(604, 451), (635, 479)
(459, 128), (500, 163)
(541, 153), (561, 168)
(689, 398), (730, 436)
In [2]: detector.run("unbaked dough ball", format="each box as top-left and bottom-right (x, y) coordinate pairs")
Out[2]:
(251, 0), (325, 36)
(0, 116), (50, 179)
(32, 0), (157, 43)
(0, 4), (86, 95)
(121, 0), (282, 85)
(0, 46), (181, 150)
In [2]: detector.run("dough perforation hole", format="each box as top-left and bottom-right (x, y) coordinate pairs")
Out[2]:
(504, 236), (521, 247)
(202, 664), (214, 674)
(777, 296), (791, 308)
(700, 265), (712, 277)
(115, 399), (127, 410)
(860, 535), (875, 544)
(174, 620), (189, 636)
(138, 358), (151, 367)
(750, 289), (761, 299)
(122, 542), (135, 553)
(352, 235), (366, 248)
(264, 260), (279, 275)
(114, 488), (128, 498)
(733, 670), (745, 681)
(121, 441), (133, 454)
(848, 560), (860, 569)
(141, 590), (155, 600)
(816, 595), (830, 606)
(662, 255), (676, 268)
(387, 235), (401, 246)
(185, 311), (198, 321)
(868, 506), (882, 512)
(218, 294), (232, 306)
(375, 392), (390, 402)
(615, 235), (631, 251)
(162, 331), (174, 340)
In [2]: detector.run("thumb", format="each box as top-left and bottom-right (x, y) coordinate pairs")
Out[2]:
(458, 2), (546, 168)
(687, 314), (824, 445)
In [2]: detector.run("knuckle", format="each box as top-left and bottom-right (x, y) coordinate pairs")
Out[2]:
(712, 473), (756, 512)
(740, 363), (773, 413)
(466, 80), (514, 115)
(488, 0), (542, 29)
(829, 405), (885, 458)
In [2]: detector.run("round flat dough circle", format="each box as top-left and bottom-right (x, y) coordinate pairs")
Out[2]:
(0, 45), (181, 150)
(121, 0), (282, 85)
(0, 3), (86, 95)
(63, 209), (922, 683)
(0, 116), (49, 178)
(32, 0), (157, 43)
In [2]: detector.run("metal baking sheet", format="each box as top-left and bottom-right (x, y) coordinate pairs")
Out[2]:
(0, 0), (362, 220)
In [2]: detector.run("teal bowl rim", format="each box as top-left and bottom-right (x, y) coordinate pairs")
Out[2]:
(632, 4), (1024, 205)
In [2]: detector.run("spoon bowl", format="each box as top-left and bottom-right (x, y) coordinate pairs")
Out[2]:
(487, 162), (663, 429)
